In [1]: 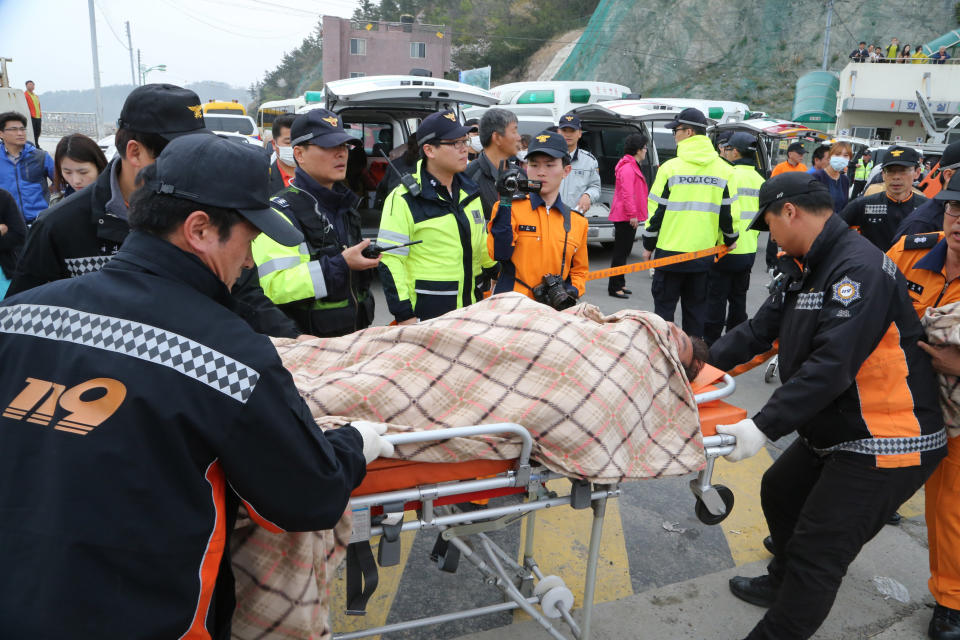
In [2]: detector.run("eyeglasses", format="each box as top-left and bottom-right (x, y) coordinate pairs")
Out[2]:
(2, 127), (27, 133)
(945, 201), (960, 218)
(431, 138), (470, 150)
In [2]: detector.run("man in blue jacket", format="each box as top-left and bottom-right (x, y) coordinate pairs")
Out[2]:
(0, 110), (54, 223)
(0, 134), (392, 639)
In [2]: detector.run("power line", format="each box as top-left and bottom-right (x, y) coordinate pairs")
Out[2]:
(93, 0), (130, 51)
(157, 0), (312, 39)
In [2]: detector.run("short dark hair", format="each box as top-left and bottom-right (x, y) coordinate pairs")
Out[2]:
(0, 111), (27, 130)
(678, 125), (706, 136)
(624, 133), (649, 157)
(478, 108), (519, 148)
(526, 151), (571, 167)
(272, 114), (296, 141)
(767, 190), (834, 217)
(682, 336), (709, 381)
(859, 41), (866, 45)
(25, 80), (34, 86)
(114, 128), (169, 161)
(811, 144), (831, 162)
(53, 133), (109, 193)
(129, 164), (243, 242)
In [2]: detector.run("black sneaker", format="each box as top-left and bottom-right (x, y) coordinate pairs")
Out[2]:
(887, 511), (902, 526)
(762, 535), (774, 554)
(929, 604), (960, 639)
(729, 574), (779, 608)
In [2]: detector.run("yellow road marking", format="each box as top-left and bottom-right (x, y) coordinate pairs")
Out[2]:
(713, 449), (775, 566)
(514, 480), (633, 621)
(900, 487), (925, 519)
(330, 513), (417, 639)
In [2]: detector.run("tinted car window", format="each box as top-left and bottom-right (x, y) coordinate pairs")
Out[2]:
(205, 116), (255, 135)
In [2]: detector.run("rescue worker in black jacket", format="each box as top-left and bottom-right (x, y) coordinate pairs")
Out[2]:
(840, 145), (927, 251)
(0, 134), (393, 639)
(710, 172), (946, 640)
(252, 109), (381, 337)
(6, 83), (297, 337)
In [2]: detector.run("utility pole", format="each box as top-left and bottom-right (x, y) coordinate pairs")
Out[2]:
(87, 0), (104, 139)
(821, 0), (834, 70)
(126, 21), (136, 87)
(137, 49), (142, 85)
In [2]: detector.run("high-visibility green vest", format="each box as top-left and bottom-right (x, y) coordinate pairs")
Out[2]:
(726, 163), (763, 255)
(855, 160), (873, 181)
(644, 135), (737, 252)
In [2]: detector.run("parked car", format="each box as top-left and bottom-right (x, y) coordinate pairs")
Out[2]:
(204, 113), (260, 144)
(709, 118), (830, 177)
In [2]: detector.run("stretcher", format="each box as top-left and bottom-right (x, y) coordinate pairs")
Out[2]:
(333, 364), (745, 640)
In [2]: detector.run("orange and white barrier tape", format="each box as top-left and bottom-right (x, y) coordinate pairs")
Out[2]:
(585, 245), (731, 281)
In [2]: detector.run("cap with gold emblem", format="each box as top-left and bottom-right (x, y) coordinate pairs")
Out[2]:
(116, 83), (212, 141)
(526, 130), (570, 160)
(290, 109), (361, 148)
(416, 109), (473, 145)
(881, 145), (921, 168)
(558, 113), (582, 131)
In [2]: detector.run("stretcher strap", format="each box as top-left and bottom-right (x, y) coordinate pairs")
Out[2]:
(345, 542), (379, 616)
(585, 245), (731, 281)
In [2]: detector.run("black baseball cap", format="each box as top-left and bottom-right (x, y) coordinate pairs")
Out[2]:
(417, 109), (472, 145)
(152, 135), (303, 246)
(117, 84), (212, 140)
(935, 171), (960, 202)
(749, 172), (830, 231)
(290, 109), (360, 148)
(665, 107), (707, 130)
(881, 145), (920, 168)
(726, 132), (757, 153)
(526, 130), (570, 160)
(558, 113), (582, 130)
(786, 142), (806, 155)
(464, 118), (479, 132)
(940, 141), (960, 170)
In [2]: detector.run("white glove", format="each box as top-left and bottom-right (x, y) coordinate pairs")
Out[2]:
(351, 421), (396, 464)
(715, 419), (766, 462)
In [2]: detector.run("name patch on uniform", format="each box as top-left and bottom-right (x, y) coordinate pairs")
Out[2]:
(905, 233), (938, 250)
(795, 292), (823, 310)
(471, 208), (483, 224)
(273, 198), (289, 208)
(864, 204), (887, 216)
(906, 279), (924, 296)
(831, 276), (862, 307)
(518, 225), (537, 232)
(671, 175), (722, 186)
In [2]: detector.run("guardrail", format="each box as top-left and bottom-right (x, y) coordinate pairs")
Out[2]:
(41, 112), (99, 138)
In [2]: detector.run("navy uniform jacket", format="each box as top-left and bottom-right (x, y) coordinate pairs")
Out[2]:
(839, 191), (928, 251)
(710, 214), (944, 468)
(0, 231), (367, 639)
(892, 198), (946, 243)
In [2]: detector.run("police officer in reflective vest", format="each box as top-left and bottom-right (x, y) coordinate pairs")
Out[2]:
(852, 150), (873, 198)
(705, 132), (762, 344)
(642, 107), (738, 338)
(252, 109), (381, 337)
(377, 110), (498, 324)
(711, 172), (946, 640)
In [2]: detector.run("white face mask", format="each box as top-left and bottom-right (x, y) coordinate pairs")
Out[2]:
(829, 156), (849, 171)
(468, 136), (483, 153)
(277, 145), (295, 165)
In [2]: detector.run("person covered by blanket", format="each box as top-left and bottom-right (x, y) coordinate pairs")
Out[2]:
(708, 171), (946, 640)
(886, 171), (960, 639)
(0, 134), (393, 639)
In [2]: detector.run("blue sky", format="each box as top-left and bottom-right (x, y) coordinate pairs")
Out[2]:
(0, 0), (359, 93)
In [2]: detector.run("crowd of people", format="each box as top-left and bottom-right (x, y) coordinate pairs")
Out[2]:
(1, 79), (960, 640)
(849, 37), (953, 64)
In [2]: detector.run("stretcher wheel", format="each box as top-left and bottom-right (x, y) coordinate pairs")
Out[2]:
(533, 575), (565, 598)
(695, 485), (734, 525)
(764, 357), (778, 384)
(540, 586), (574, 619)
(437, 542), (460, 573)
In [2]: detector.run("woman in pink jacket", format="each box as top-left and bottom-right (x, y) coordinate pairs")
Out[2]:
(607, 133), (649, 298)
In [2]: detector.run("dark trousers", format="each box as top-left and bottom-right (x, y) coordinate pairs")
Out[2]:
(30, 118), (41, 143)
(704, 267), (750, 345)
(765, 235), (778, 270)
(851, 179), (867, 199)
(651, 269), (708, 337)
(607, 221), (637, 293)
(746, 440), (936, 640)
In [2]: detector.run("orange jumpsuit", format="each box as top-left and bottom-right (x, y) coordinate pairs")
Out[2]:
(887, 231), (960, 608)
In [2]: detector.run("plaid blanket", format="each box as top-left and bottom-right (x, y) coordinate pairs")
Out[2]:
(231, 293), (705, 639)
(922, 300), (960, 435)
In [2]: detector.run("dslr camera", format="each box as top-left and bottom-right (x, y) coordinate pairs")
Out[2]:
(532, 273), (576, 311)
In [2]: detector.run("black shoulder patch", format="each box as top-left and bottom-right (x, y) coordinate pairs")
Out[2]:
(904, 232), (940, 250)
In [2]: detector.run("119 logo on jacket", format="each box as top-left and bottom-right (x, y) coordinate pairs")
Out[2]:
(2, 377), (127, 435)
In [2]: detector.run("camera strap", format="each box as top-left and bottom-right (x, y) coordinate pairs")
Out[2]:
(558, 208), (571, 281)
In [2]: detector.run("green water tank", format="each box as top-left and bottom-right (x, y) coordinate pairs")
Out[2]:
(791, 71), (839, 124)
